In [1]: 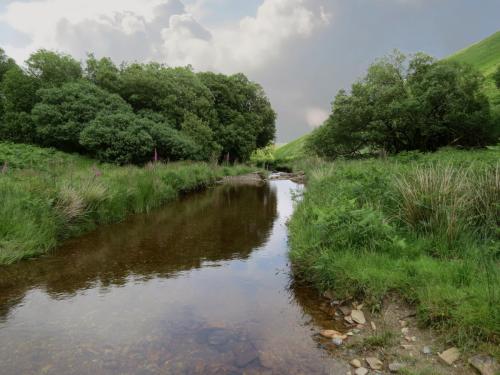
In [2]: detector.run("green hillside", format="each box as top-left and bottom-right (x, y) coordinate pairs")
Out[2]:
(274, 135), (309, 160)
(448, 30), (500, 109)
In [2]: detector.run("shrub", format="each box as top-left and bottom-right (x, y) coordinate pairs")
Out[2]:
(181, 113), (221, 161)
(0, 111), (36, 143)
(148, 123), (199, 161)
(80, 113), (155, 164)
(32, 80), (132, 151)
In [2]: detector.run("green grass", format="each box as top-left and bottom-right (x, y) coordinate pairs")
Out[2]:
(0, 142), (254, 264)
(274, 135), (310, 161)
(448, 30), (500, 110)
(353, 331), (397, 350)
(288, 148), (500, 349)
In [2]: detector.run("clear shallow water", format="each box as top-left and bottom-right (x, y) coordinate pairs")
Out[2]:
(0, 180), (347, 375)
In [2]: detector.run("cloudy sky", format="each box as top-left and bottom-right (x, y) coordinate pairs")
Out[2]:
(1, 0), (499, 142)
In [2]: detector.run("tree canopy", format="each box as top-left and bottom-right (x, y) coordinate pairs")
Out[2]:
(308, 51), (497, 158)
(0, 48), (276, 164)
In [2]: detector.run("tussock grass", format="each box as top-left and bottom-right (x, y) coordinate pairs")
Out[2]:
(288, 148), (500, 349)
(0, 142), (253, 264)
(395, 164), (499, 243)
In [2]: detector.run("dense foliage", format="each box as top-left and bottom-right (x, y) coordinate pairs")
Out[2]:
(0, 49), (276, 164)
(308, 52), (498, 158)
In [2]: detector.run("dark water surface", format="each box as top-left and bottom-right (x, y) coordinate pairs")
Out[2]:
(0, 181), (347, 374)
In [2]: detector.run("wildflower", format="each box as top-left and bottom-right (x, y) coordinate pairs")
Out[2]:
(92, 164), (102, 177)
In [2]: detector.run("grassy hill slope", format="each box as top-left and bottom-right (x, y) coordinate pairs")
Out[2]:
(274, 135), (309, 161)
(448, 30), (500, 109)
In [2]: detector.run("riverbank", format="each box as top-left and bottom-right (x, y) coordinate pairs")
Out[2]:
(287, 148), (499, 358)
(0, 142), (254, 264)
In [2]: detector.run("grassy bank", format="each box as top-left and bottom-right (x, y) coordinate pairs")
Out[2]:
(288, 148), (499, 349)
(0, 142), (253, 264)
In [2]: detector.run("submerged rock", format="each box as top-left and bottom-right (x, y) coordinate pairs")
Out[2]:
(232, 341), (258, 368)
(354, 367), (368, 375)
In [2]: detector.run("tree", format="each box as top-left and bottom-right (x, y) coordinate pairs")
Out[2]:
(308, 51), (495, 158)
(198, 72), (276, 161)
(0, 48), (17, 83)
(1, 66), (40, 113)
(32, 81), (131, 151)
(85, 54), (121, 93)
(80, 113), (155, 164)
(26, 49), (82, 87)
(181, 113), (221, 161)
(118, 63), (215, 128)
(0, 65), (40, 143)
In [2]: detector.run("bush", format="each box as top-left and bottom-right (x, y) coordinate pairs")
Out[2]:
(0, 111), (36, 143)
(1, 66), (40, 114)
(148, 123), (199, 161)
(80, 113), (155, 164)
(32, 80), (132, 151)
(181, 113), (221, 161)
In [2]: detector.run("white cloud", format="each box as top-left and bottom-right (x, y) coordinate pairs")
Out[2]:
(163, 0), (331, 72)
(305, 107), (329, 128)
(1, 0), (330, 73)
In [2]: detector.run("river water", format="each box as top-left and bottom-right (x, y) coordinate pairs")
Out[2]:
(0, 180), (348, 375)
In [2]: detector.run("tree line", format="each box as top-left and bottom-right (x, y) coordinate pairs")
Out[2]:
(308, 51), (500, 158)
(0, 49), (276, 164)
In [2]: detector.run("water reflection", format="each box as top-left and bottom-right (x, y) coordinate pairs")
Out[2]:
(0, 181), (347, 375)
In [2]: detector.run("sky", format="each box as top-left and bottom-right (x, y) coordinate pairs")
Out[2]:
(0, 0), (499, 142)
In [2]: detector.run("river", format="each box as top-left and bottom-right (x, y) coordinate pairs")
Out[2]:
(0, 180), (348, 375)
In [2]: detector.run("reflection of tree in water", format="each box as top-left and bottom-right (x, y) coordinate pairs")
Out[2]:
(0, 183), (277, 320)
